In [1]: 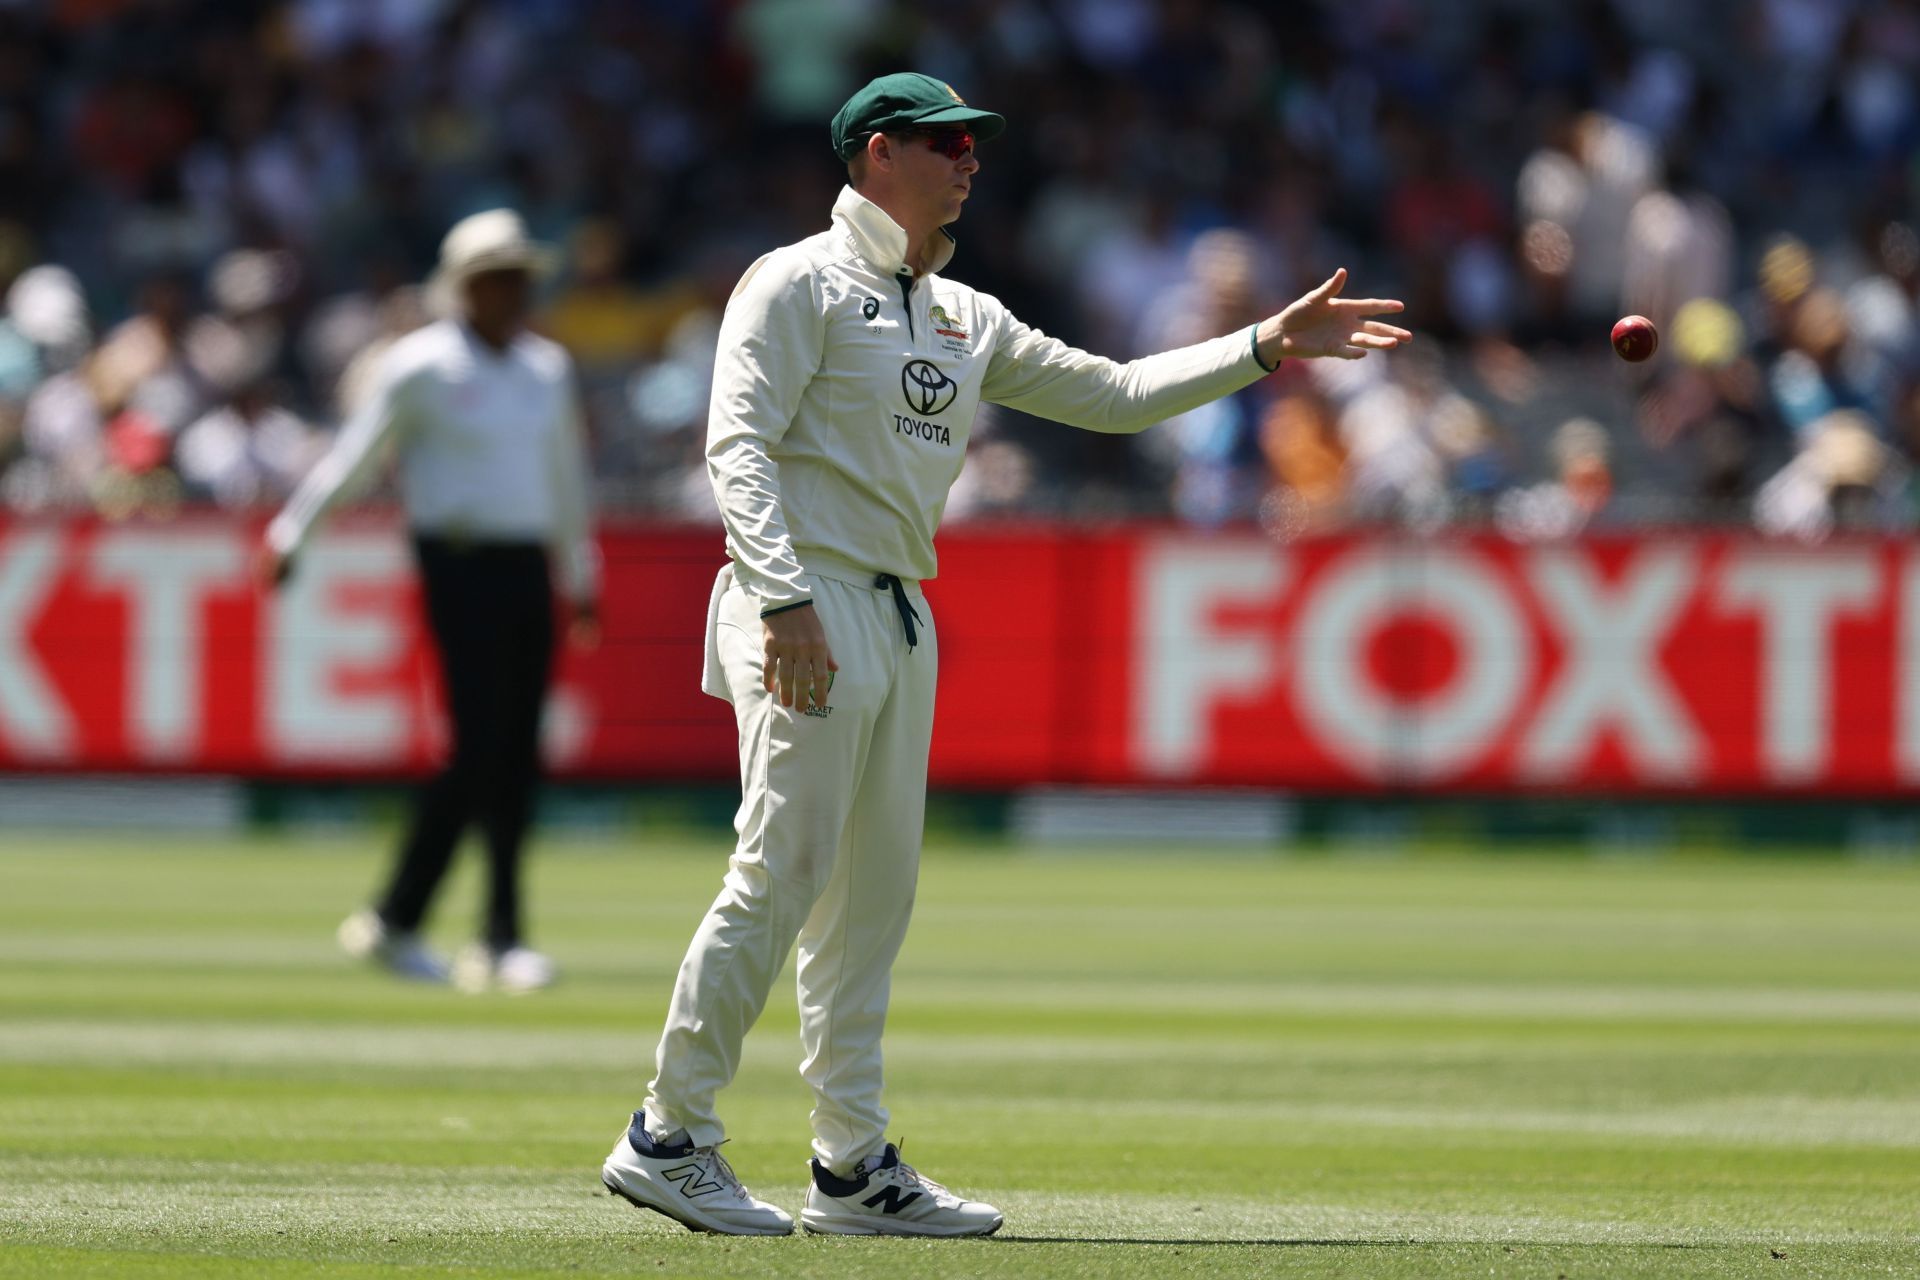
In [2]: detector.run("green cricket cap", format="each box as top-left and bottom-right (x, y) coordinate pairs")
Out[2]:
(830, 72), (1006, 160)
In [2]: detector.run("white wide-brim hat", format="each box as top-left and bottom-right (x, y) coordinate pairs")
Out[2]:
(1807, 410), (1887, 488)
(426, 208), (558, 314)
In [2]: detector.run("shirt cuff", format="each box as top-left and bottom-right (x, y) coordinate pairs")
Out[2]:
(739, 565), (816, 615)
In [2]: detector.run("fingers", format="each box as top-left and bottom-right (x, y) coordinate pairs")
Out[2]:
(805, 645), (838, 711)
(1309, 267), (1348, 301)
(1349, 332), (1403, 350)
(1359, 319), (1413, 341)
(768, 652), (804, 708)
(792, 656), (835, 710)
(763, 646), (838, 709)
(814, 651), (838, 710)
(1332, 297), (1405, 315)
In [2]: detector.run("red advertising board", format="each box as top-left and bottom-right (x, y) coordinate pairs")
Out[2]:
(0, 515), (1916, 795)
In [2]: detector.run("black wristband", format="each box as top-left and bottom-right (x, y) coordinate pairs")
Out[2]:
(1250, 324), (1279, 373)
(760, 598), (815, 618)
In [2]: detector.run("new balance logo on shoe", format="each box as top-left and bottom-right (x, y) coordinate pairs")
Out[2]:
(861, 1185), (923, 1214)
(661, 1161), (728, 1198)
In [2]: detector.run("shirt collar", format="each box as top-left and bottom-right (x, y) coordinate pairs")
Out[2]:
(832, 185), (956, 278)
(456, 318), (522, 362)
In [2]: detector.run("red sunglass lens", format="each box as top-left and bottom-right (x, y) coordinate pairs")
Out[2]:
(924, 130), (973, 159)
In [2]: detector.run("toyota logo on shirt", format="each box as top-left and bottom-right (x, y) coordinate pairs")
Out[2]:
(900, 360), (958, 416)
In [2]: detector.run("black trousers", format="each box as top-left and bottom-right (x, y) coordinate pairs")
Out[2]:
(376, 535), (555, 950)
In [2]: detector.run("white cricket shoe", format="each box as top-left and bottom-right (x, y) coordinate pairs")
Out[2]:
(336, 909), (448, 983)
(493, 946), (558, 993)
(802, 1142), (1003, 1237)
(452, 943), (558, 994)
(602, 1111), (793, 1236)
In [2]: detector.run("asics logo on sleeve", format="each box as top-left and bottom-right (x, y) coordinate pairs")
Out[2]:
(900, 360), (957, 416)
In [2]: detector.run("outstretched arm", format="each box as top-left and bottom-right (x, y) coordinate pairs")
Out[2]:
(979, 268), (1409, 434)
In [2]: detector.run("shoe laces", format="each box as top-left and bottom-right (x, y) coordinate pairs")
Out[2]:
(885, 1140), (955, 1203)
(696, 1141), (751, 1202)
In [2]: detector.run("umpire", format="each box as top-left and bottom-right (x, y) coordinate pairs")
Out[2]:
(261, 209), (601, 994)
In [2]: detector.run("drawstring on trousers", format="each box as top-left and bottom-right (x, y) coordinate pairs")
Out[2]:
(873, 574), (921, 651)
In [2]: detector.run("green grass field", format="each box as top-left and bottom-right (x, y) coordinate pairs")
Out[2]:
(1, 833), (1917, 1278)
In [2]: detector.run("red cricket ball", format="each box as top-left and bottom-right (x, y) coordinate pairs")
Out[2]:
(1611, 314), (1659, 362)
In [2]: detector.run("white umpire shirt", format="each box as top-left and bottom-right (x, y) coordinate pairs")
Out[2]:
(707, 185), (1274, 613)
(268, 319), (600, 601)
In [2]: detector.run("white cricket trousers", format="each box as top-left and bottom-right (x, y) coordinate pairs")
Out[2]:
(643, 565), (935, 1174)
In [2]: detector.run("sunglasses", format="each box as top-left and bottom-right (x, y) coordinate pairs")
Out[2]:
(913, 128), (975, 160)
(910, 128), (975, 160)
(854, 128), (974, 161)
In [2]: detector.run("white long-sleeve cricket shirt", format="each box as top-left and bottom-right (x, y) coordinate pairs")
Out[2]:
(707, 185), (1273, 612)
(268, 319), (599, 601)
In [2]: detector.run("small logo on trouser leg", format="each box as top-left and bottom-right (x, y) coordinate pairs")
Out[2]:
(802, 671), (835, 717)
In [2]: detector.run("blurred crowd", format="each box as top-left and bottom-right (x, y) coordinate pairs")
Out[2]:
(0, 0), (1917, 539)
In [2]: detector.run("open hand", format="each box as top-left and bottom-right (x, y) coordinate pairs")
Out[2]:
(1260, 268), (1411, 362)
